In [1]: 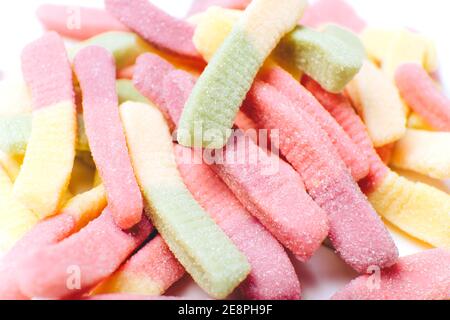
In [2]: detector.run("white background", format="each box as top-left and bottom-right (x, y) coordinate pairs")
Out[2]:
(0, 0), (448, 300)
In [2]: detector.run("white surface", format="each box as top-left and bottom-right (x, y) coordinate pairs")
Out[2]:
(0, 0), (448, 300)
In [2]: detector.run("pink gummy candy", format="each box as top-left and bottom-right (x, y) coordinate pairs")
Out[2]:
(396, 63), (450, 131)
(301, 0), (366, 33)
(332, 249), (450, 300)
(105, 0), (202, 60)
(175, 144), (301, 300)
(243, 80), (398, 273)
(260, 67), (369, 181)
(302, 76), (390, 193)
(16, 209), (152, 299)
(74, 46), (143, 230)
(36, 4), (128, 40)
(21, 32), (74, 109)
(187, 0), (252, 16)
(133, 54), (329, 262)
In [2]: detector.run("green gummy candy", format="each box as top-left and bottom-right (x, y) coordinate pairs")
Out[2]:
(178, 29), (261, 149)
(0, 114), (89, 155)
(70, 32), (151, 69)
(322, 24), (366, 59)
(116, 79), (150, 105)
(275, 25), (364, 93)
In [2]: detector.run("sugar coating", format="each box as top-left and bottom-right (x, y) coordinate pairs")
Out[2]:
(302, 77), (390, 192)
(175, 145), (301, 300)
(188, 0), (251, 16)
(391, 129), (450, 179)
(74, 46), (143, 230)
(243, 81), (398, 273)
(0, 114), (89, 155)
(332, 249), (450, 300)
(396, 63), (450, 131)
(70, 32), (152, 69)
(301, 0), (366, 33)
(105, 0), (200, 60)
(94, 235), (185, 296)
(116, 79), (150, 105)
(36, 4), (128, 40)
(120, 101), (250, 299)
(274, 26), (364, 93)
(21, 32), (74, 110)
(16, 209), (152, 299)
(347, 60), (406, 147)
(260, 66), (369, 181)
(303, 77), (450, 248)
(177, 0), (307, 148)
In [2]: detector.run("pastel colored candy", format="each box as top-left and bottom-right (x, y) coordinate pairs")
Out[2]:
(177, 0), (307, 148)
(116, 79), (150, 105)
(36, 4), (128, 40)
(301, 0), (366, 33)
(94, 235), (185, 296)
(396, 63), (450, 131)
(16, 209), (151, 299)
(407, 112), (433, 131)
(274, 25), (364, 93)
(70, 31), (152, 69)
(74, 46), (143, 229)
(260, 66), (369, 181)
(0, 186), (106, 299)
(332, 249), (450, 300)
(347, 60), (406, 147)
(175, 144), (301, 300)
(13, 32), (76, 219)
(188, 0), (251, 16)
(0, 114), (88, 155)
(105, 0), (201, 61)
(361, 28), (438, 75)
(391, 129), (450, 179)
(0, 80), (32, 115)
(120, 101), (250, 299)
(243, 80), (398, 273)
(303, 77), (450, 249)
(0, 151), (21, 181)
(133, 55), (329, 262)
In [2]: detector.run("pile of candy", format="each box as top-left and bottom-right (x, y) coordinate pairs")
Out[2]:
(0, 0), (449, 300)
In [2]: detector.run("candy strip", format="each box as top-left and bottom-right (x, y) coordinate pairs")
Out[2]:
(0, 185), (106, 299)
(300, 0), (366, 33)
(260, 66), (369, 181)
(332, 249), (450, 300)
(13, 32), (76, 219)
(36, 4), (128, 40)
(395, 63), (450, 131)
(243, 80), (398, 273)
(94, 235), (185, 296)
(70, 31), (152, 69)
(105, 0), (201, 61)
(177, 0), (307, 148)
(0, 80), (32, 115)
(346, 60), (406, 147)
(116, 79), (150, 105)
(390, 129), (450, 179)
(175, 145), (301, 300)
(274, 25), (364, 93)
(133, 55), (329, 262)
(120, 101), (250, 299)
(188, 0), (251, 16)
(74, 46), (143, 229)
(303, 77), (450, 249)
(0, 114), (88, 155)
(16, 209), (151, 299)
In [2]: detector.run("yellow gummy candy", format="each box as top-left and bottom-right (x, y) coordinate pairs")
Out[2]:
(391, 129), (450, 180)
(347, 60), (406, 147)
(0, 163), (38, 254)
(407, 112), (434, 131)
(12, 101), (76, 219)
(368, 171), (450, 249)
